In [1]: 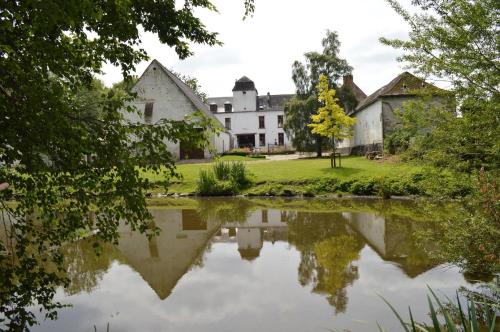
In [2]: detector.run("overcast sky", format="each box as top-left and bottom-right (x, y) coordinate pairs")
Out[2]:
(99, 0), (417, 98)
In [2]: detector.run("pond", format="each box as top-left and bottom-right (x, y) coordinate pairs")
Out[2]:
(31, 197), (479, 332)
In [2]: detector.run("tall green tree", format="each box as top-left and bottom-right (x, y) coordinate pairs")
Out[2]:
(308, 75), (356, 168)
(380, 0), (499, 172)
(284, 30), (355, 156)
(381, 0), (500, 275)
(0, 0), (254, 330)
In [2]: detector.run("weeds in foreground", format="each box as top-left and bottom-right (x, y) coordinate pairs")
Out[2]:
(379, 285), (498, 332)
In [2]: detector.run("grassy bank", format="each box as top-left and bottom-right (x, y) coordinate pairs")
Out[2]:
(142, 156), (473, 198)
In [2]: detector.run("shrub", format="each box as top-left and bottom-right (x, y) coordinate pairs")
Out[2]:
(223, 148), (252, 156)
(375, 177), (392, 199)
(197, 169), (217, 195)
(350, 178), (376, 195)
(212, 161), (231, 181)
(197, 161), (252, 196)
(229, 161), (251, 188)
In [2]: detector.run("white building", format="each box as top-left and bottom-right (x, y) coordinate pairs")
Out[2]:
(207, 77), (294, 150)
(124, 60), (231, 160)
(338, 72), (443, 155)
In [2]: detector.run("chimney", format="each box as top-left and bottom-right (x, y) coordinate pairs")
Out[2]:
(267, 92), (271, 107)
(343, 74), (354, 88)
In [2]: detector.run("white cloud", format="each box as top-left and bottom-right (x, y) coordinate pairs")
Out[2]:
(99, 0), (416, 97)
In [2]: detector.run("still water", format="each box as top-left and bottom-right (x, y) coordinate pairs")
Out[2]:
(33, 198), (476, 332)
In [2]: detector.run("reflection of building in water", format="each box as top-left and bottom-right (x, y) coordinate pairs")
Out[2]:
(342, 212), (438, 277)
(214, 209), (289, 261)
(117, 209), (219, 299)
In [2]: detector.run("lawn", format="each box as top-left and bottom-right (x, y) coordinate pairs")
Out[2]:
(143, 156), (423, 194)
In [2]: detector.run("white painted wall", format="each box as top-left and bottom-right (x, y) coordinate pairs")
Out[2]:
(337, 100), (383, 150)
(213, 110), (290, 148)
(232, 90), (258, 112)
(353, 100), (383, 147)
(123, 62), (228, 158)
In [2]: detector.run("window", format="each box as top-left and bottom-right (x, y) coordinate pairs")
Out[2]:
(262, 210), (268, 223)
(278, 132), (284, 146)
(144, 102), (154, 124)
(224, 102), (232, 113)
(209, 104), (218, 113)
(259, 116), (265, 129)
(225, 117), (231, 130)
(277, 115), (283, 128)
(259, 133), (265, 147)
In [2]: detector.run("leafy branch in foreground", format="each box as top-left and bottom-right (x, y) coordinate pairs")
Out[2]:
(0, 0), (252, 330)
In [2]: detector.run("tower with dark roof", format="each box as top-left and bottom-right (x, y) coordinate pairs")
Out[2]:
(232, 76), (258, 112)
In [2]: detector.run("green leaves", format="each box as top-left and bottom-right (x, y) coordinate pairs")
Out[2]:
(0, 0), (250, 329)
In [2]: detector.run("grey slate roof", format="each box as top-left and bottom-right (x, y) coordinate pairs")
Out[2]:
(355, 72), (439, 113)
(232, 76), (257, 91)
(207, 93), (295, 112)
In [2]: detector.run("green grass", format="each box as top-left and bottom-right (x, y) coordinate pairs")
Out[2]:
(143, 156), (422, 194)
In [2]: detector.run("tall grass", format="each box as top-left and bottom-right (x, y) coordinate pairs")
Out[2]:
(197, 161), (251, 196)
(212, 161), (231, 181)
(379, 286), (498, 332)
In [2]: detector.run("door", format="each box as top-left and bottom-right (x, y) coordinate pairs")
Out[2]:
(179, 141), (205, 160)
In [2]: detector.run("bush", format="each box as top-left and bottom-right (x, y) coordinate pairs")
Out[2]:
(229, 161), (251, 188)
(213, 161), (231, 181)
(197, 169), (217, 195)
(350, 178), (376, 195)
(196, 161), (252, 196)
(223, 148), (252, 156)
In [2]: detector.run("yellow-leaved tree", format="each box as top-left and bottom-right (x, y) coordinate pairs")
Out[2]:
(308, 74), (356, 168)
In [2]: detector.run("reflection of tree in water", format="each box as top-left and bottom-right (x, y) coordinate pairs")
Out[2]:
(313, 235), (362, 312)
(61, 239), (120, 296)
(286, 212), (364, 313)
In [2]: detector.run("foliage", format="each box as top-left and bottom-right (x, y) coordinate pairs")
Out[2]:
(381, 0), (499, 173)
(309, 74), (355, 167)
(0, 0), (254, 329)
(284, 30), (354, 156)
(423, 169), (499, 274)
(380, 286), (498, 332)
(197, 162), (251, 196)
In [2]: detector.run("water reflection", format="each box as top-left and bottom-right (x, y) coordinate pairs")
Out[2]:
(46, 198), (472, 332)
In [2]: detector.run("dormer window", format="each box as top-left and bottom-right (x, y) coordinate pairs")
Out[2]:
(209, 103), (218, 113)
(224, 102), (232, 113)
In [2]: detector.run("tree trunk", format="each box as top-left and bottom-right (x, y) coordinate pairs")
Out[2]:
(330, 135), (336, 168)
(316, 136), (323, 158)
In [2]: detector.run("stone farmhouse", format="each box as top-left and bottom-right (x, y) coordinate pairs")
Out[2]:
(338, 72), (441, 155)
(207, 77), (294, 150)
(123, 59), (231, 160)
(126, 60), (440, 159)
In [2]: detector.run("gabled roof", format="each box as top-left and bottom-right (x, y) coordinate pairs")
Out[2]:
(134, 60), (219, 123)
(232, 76), (256, 91)
(355, 72), (440, 113)
(349, 82), (367, 103)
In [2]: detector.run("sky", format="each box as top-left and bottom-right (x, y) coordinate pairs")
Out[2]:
(99, 0), (416, 98)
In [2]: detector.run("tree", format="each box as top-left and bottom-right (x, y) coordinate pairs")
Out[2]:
(284, 30), (354, 157)
(380, 0), (499, 172)
(0, 0), (254, 330)
(308, 75), (355, 168)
